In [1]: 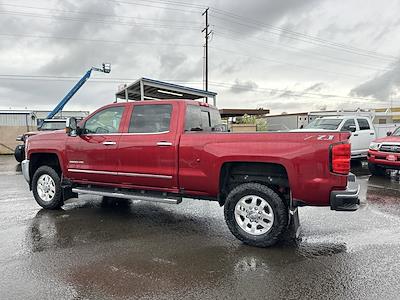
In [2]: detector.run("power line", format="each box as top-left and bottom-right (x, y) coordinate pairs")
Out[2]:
(0, 3), (201, 25)
(4, 2), (395, 68)
(103, 0), (203, 14)
(207, 81), (375, 101)
(0, 10), (202, 30)
(0, 33), (202, 48)
(210, 46), (366, 79)
(0, 73), (376, 101)
(101, 0), (398, 61)
(209, 9), (398, 62)
(214, 29), (391, 72)
(106, 0), (205, 10)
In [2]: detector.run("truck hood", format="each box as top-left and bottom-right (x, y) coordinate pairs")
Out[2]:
(27, 129), (66, 141)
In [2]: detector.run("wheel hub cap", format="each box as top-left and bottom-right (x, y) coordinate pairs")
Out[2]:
(234, 195), (274, 236)
(37, 174), (56, 202)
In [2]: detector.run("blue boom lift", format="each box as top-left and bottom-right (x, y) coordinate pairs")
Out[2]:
(44, 63), (111, 122)
(14, 63), (111, 162)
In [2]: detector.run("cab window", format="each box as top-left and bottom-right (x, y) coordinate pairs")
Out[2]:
(129, 104), (172, 133)
(84, 106), (124, 134)
(185, 105), (202, 131)
(357, 118), (370, 130)
(185, 104), (223, 132)
(341, 119), (356, 132)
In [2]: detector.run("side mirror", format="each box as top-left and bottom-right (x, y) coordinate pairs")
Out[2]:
(348, 125), (356, 132)
(387, 131), (392, 136)
(65, 117), (77, 136)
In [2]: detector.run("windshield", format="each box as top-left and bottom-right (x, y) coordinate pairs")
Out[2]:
(393, 127), (400, 136)
(305, 118), (343, 130)
(39, 121), (66, 131)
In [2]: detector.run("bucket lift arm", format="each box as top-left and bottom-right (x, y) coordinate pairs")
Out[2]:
(45, 63), (111, 120)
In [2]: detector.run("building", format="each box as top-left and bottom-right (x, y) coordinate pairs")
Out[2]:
(373, 107), (400, 124)
(264, 112), (317, 131)
(0, 110), (89, 155)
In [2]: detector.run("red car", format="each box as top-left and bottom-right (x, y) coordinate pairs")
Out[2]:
(22, 100), (359, 247)
(368, 127), (400, 176)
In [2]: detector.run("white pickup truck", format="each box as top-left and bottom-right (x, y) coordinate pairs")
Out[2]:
(295, 116), (376, 158)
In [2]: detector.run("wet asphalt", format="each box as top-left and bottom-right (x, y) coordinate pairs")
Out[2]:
(0, 156), (399, 300)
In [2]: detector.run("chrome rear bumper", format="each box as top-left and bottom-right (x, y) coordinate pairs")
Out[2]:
(330, 173), (360, 211)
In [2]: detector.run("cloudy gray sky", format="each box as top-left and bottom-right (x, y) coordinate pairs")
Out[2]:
(0, 0), (399, 114)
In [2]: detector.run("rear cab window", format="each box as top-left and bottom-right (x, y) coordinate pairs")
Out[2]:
(185, 104), (223, 132)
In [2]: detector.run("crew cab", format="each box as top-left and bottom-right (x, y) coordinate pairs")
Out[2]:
(368, 127), (400, 176)
(295, 116), (376, 158)
(21, 100), (359, 247)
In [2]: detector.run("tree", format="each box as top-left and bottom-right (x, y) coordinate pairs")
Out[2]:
(237, 114), (267, 131)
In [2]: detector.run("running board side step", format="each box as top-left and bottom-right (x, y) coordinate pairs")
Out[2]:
(71, 187), (182, 204)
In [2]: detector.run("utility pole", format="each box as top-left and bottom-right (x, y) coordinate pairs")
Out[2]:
(202, 8), (211, 95)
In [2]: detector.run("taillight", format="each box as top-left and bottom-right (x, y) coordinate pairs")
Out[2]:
(330, 143), (350, 175)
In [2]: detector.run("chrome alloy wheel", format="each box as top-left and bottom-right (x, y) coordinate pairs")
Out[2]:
(36, 174), (56, 202)
(234, 195), (274, 235)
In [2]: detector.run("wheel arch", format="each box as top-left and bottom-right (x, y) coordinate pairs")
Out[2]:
(218, 161), (290, 206)
(29, 152), (63, 188)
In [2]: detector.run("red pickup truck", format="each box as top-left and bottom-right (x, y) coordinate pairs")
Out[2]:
(21, 100), (359, 247)
(368, 127), (400, 175)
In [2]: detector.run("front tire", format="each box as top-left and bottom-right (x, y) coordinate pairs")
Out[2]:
(224, 183), (288, 247)
(368, 162), (386, 177)
(32, 166), (64, 209)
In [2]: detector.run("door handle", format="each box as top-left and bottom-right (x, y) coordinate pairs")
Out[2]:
(103, 141), (117, 145)
(370, 133), (375, 135)
(353, 134), (358, 136)
(157, 141), (172, 146)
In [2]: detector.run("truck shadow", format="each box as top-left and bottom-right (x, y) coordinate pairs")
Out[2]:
(26, 196), (347, 257)
(26, 201), (348, 298)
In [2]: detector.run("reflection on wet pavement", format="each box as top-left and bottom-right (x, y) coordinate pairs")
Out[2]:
(0, 155), (399, 299)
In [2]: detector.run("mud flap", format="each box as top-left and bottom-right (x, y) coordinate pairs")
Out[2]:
(62, 187), (78, 201)
(280, 207), (301, 245)
(288, 207), (301, 239)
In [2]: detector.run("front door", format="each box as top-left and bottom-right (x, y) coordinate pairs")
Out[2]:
(65, 105), (125, 184)
(341, 118), (361, 152)
(116, 103), (178, 190)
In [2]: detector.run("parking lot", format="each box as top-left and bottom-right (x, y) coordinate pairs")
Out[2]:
(0, 155), (399, 299)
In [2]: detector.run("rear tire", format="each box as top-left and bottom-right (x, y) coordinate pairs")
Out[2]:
(224, 183), (288, 247)
(32, 166), (64, 209)
(368, 162), (386, 177)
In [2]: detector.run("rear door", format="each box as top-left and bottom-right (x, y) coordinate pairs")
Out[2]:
(356, 118), (375, 151)
(65, 105), (126, 184)
(116, 102), (179, 190)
